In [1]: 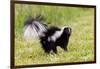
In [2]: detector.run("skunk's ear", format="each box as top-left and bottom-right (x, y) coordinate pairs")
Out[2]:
(35, 14), (45, 21)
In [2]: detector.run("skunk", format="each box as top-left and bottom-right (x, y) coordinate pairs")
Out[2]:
(40, 26), (72, 54)
(24, 15), (72, 54)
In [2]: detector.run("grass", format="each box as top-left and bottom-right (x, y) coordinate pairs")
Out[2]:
(15, 4), (95, 65)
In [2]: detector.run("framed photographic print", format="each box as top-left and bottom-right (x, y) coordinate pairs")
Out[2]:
(10, 1), (96, 69)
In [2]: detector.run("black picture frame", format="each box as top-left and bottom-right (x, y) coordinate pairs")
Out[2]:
(10, 1), (96, 69)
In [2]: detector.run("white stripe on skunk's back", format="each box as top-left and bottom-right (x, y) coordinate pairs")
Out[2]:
(51, 30), (63, 42)
(24, 25), (39, 40)
(48, 28), (64, 42)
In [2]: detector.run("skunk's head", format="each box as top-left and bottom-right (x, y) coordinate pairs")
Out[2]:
(63, 27), (72, 36)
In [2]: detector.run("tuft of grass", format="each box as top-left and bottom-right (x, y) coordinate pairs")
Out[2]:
(15, 4), (95, 65)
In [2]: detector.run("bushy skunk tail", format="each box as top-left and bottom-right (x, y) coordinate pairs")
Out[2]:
(24, 15), (48, 40)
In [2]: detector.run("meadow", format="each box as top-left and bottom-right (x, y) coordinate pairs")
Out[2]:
(15, 4), (95, 65)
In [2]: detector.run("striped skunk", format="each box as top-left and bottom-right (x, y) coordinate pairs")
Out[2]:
(40, 26), (72, 54)
(24, 15), (72, 54)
